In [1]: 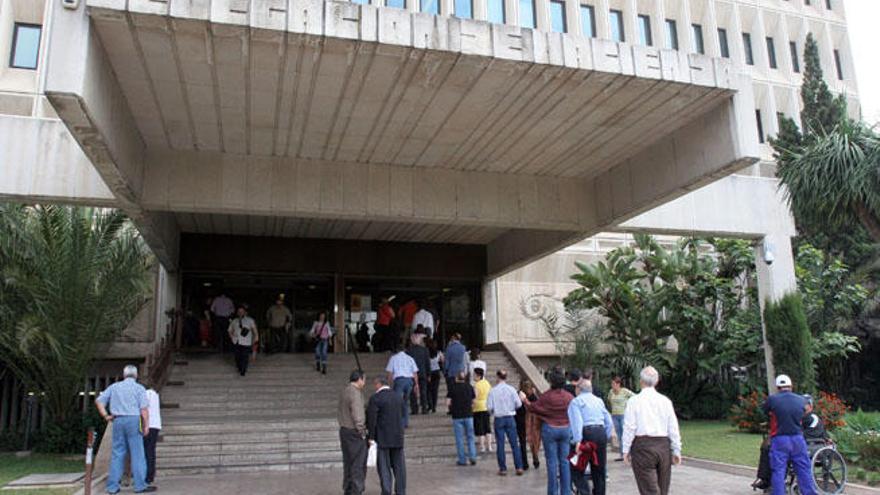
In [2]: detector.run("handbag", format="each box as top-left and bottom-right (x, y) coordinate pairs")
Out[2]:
(366, 442), (377, 467)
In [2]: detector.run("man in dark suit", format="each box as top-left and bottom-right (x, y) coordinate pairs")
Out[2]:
(367, 375), (406, 495)
(406, 330), (431, 415)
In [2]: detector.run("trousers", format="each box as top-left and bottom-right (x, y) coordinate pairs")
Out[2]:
(770, 435), (817, 495)
(107, 416), (147, 493)
(234, 344), (251, 375)
(340, 427), (367, 495)
(377, 447), (406, 495)
(143, 427), (160, 484)
(630, 436), (672, 495)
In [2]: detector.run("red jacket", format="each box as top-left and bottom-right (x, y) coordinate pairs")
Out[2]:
(526, 388), (573, 427)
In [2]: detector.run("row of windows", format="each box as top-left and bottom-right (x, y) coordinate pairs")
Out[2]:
(795, 0), (834, 10)
(9, 23), (41, 70)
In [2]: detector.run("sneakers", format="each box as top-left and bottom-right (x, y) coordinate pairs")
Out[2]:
(469, 459), (477, 466)
(515, 469), (524, 476)
(497, 470), (507, 476)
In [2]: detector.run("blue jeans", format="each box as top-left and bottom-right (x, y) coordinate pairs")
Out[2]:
(541, 424), (571, 495)
(494, 416), (524, 472)
(107, 415), (147, 493)
(453, 417), (477, 464)
(612, 415), (624, 455)
(770, 435), (816, 495)
(393, 377), (414, 428)
(314, 338), (329, 365)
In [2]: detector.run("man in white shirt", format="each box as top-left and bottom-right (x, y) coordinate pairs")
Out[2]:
(385, 345), (419, 428)
(486, 370), (524, 476)
(228, 303), (259, 376)
(622, 366), (682, 495)
(411, 301), (434, 339)
(143, 384), (162, 485)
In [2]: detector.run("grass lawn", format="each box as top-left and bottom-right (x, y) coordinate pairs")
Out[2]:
(0, 452), (82, 494)
(680, 420), (763, 467)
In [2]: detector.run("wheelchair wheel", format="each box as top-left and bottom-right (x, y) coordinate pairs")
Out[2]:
(812, 446), (846, 495)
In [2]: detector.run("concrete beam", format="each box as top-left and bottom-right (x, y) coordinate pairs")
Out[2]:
(0, 116), (116, 206)
(618, 175), (796, 239)
(140, 148), (594, 232)
(486, 86), (761, 277)
(42, 4), (180, 269)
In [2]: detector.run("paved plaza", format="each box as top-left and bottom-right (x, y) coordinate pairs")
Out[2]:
(149, 455), (758, 494)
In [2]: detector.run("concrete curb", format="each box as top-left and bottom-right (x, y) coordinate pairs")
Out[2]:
(682, 456), (880, 495)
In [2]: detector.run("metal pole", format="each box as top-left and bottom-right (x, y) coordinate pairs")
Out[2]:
(83, 427), (95, 495)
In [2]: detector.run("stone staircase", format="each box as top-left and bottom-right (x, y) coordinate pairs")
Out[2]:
(156, 350), (522, 476)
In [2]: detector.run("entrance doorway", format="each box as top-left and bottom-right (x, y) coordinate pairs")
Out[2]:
(342, 278), (482, 352)
(180, 272), (334, 353)
(180, 272), (484, 354)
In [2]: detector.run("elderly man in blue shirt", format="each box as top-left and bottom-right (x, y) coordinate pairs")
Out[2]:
(568, 379), (614, 495)
(95, 365), (155, 494)
(386, 343), (420, 429)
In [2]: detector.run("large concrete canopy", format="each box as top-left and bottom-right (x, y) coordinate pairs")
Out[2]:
(42, 0), (761, 275)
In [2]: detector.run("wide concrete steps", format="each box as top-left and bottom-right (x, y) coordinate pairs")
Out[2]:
(156, 350), (522, 476)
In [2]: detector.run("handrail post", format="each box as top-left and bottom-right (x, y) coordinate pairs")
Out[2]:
(83, 427), (95, 495)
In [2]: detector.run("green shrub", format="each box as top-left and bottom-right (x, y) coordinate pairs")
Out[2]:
(764, 293), (815, 392)
(844, 409), (880, 433)
(33, 408), (106, 454)
(853, 467), (867, 481)
(867, 471), (880, 486)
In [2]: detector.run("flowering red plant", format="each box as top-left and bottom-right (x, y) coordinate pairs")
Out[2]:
(813, 391), (848, 431)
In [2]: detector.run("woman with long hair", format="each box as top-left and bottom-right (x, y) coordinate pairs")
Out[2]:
(516, 379), (542, 470)
(310, 311), (333, 374)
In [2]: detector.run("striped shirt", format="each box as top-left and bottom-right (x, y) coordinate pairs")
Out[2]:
(487, 382), (522, 418)
(96, 378), (148, 417)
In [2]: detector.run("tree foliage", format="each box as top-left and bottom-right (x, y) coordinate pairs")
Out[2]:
(0, 205), (152, 422)
(764, 293), (816, 393)
(564, 234), (764, 413)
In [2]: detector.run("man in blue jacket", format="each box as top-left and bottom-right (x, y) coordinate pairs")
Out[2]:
(444, 333), (467, 392)
(762, 374), (817, 495)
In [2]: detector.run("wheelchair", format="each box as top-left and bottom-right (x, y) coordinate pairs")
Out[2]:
(786, 439), (847, 495)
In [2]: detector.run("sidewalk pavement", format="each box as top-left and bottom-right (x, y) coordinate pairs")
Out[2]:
(142, 452), (763, 494)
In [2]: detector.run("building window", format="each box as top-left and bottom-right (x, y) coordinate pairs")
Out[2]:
(718, 28), (729, 58)
(520, 0), (536, 28)
(638, 14), (652, 46)
(488, 0), (505, 23)
(756, 109), (765, 144)
(386, 0), (405, 8)
(580, 4), (595, 38)
(454, 0), (473, 18)
(9, 23), (41, 70)
(549, 0), (567, 33)
(805, 0), (810, 5)
(766, 37), (777, 69)
(743, 32), (754, 65)
(789, 41), (800, 73)
(833, 49), (844, 80)
(421, 0), (439, 14)
(353, 0), (370, 4)
(826, 0), (832, 9)
(665, 19), (678, 50)
(692, 23), (704, 54)
(609, 9), (624, 42)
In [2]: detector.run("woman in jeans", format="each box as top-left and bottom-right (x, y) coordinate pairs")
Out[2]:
(310, 311), (332, 374)
(607, 375), (634, 460)
(521, 371), (574, 495)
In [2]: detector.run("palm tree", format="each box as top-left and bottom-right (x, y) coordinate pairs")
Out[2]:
(776, 121), (880, 242)
(0, 204), (151, 423)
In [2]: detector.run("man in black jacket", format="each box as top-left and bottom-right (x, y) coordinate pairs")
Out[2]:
(367, 375), (406, 495)
(406, 330), (431, 415)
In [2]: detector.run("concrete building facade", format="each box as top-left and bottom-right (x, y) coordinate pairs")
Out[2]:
(0, 0), (859, 365)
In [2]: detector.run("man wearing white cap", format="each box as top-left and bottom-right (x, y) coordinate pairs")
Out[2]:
(761, 374), (817, 495)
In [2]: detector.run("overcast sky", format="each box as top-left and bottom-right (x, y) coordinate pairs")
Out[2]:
(844, 0), (880, 125)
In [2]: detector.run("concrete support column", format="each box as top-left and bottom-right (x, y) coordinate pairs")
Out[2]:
(482, 279), (499, 345)
(755, 233), (797, 393)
